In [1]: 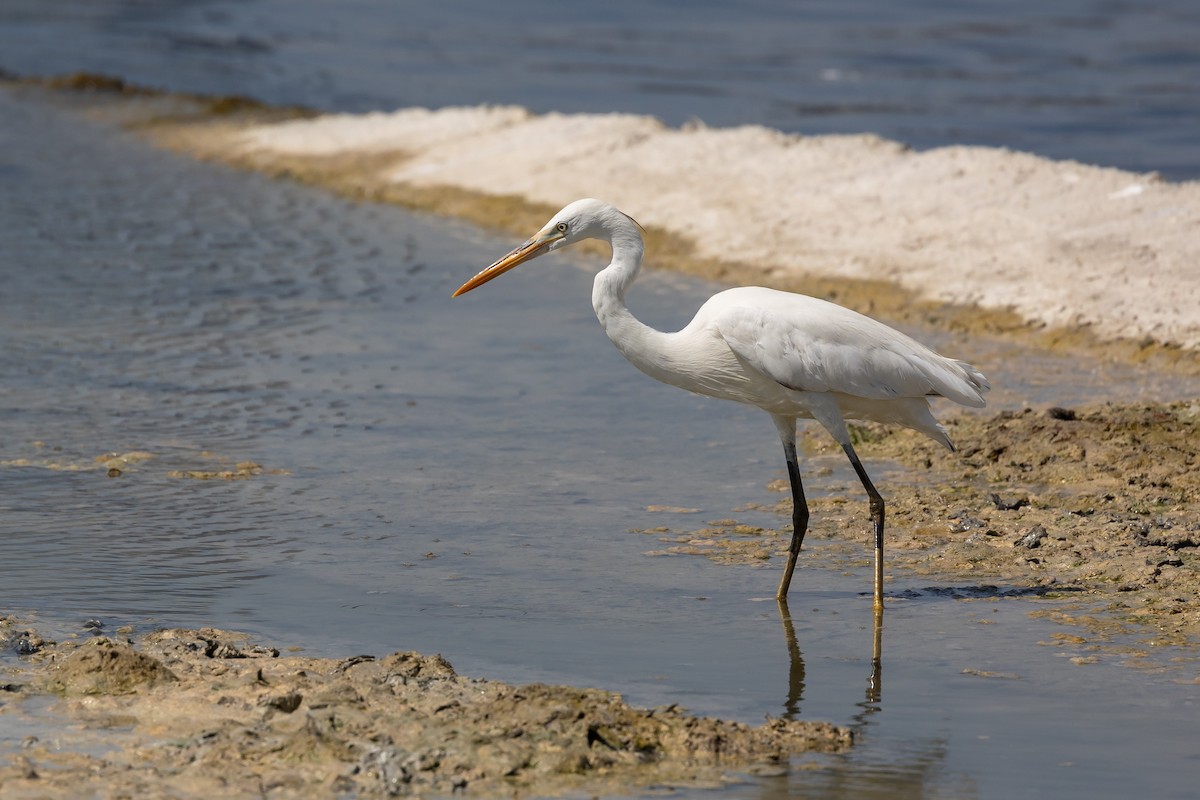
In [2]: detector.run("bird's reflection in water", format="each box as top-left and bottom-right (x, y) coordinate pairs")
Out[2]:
(778, 599), (806, 719)
(860, 604), (884, 720)
(769, 602), (967, 798)
(777, 599), (883, 722)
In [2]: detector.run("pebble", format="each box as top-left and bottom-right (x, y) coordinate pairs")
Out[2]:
(1014, 526), (1048, 549)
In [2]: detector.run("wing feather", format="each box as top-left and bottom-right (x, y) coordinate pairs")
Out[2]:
(710, 287), (988, 407)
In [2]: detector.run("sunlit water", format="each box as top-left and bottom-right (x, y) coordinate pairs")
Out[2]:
(1, 89), (1197, 798)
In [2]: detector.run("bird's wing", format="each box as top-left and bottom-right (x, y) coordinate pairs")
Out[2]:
(711, 288), (988, 406)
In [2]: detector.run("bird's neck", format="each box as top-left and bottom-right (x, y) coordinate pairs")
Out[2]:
(591, 229), (669, 371)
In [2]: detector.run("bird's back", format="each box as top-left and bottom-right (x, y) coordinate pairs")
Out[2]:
(699, 286), (990, 408)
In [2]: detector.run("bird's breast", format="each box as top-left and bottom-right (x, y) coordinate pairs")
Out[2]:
(622, 328), (790, 410)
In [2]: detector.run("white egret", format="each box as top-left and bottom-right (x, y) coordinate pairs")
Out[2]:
(453, 199), (989, 607)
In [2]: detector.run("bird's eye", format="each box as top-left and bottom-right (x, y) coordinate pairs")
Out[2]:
(556, 222), (568, 233)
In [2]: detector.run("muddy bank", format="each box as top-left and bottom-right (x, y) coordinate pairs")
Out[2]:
(639, 401), (1200, 655)
(0, 626), (850, 798)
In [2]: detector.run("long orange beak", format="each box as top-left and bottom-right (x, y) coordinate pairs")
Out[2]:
(452, 228), (563, 297)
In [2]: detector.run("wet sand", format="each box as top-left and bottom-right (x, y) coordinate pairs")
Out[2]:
(2, 76), (1198, 797)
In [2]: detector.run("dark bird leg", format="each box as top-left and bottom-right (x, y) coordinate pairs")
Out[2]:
(842, 442), (886, 609)
(775, 433), (809, 599)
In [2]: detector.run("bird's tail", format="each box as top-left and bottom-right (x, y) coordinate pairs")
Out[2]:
(956, 360), (991, 395)
(940, 360), (991, 408)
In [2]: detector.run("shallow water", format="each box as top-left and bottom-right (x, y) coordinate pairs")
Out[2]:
(1, 89), (1198, 798)
(1, 0), (1198, 179)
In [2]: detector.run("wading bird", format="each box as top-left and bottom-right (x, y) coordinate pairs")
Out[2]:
(453, 199), (989, 607)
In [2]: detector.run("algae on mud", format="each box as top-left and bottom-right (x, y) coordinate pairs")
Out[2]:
(0, 626), (851, 798)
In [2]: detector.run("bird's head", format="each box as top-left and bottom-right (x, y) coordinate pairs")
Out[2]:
(452, 199), (632, 297)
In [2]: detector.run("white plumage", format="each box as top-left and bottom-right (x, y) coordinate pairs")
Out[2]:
(454, 198), (990, 606)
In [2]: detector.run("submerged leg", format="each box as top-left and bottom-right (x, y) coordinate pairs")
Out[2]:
(842, 442), (886, 609)
(774, 418), (809, 599)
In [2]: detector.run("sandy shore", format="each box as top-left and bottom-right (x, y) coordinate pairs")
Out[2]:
(229, 106), (1200, 353)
